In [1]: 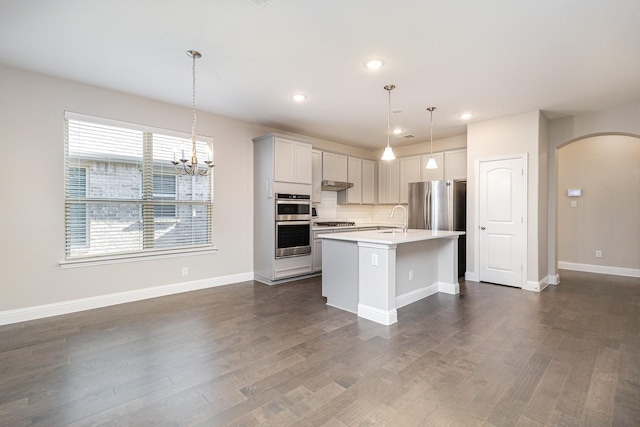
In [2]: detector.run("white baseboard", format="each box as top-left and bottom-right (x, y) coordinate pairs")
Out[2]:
(465, 272), (479, 282)
(438, 281), (460, 295)
(395, 284), (439, 309)
(523, 276), (550, 293)
(558, 261), (640, 278)
(0, 272), (254, 326)
(548, 274), (560, 285)
(357, 304), (397, 325)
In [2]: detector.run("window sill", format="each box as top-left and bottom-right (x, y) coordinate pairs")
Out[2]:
(59, 246), (218, 269)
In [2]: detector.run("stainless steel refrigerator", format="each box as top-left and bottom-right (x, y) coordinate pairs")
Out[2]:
(408, 180), (466, 277)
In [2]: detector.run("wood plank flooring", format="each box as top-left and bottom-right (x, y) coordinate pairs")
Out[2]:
(1, 270), (638, 426)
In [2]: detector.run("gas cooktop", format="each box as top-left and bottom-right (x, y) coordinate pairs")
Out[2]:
(314, 221), (356, 227)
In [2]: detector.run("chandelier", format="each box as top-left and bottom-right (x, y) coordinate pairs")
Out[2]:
(172, 50), (214, 176)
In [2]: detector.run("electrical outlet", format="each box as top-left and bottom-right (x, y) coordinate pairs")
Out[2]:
(371, 254), (378, 266)
(595, 250), (603, 258)
(182, 267), (189, 276)
(409, 270), (414, 281)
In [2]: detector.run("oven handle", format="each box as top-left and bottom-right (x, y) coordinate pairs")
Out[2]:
(276, 220), (312, 226)
(276, 199), (311, 206)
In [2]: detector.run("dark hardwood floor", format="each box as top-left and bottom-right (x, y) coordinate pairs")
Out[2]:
(1, 270), (638, 426)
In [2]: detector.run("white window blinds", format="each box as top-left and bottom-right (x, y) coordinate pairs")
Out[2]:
(64, 113), (213, 261)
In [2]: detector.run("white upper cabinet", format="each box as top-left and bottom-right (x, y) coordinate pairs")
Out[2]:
(338, 156), (376, 205)
(420, 153), (445, 182)
(444, 149), (467, 180)
(399, 155), (421, 204)
(361, 159), (376, 204)
(322, 152), (348, 182)
(378, 159), (399, 204)
(274, 137), (312, 184)
(311, 149), (322, 203)
(345, 157), (362, 203)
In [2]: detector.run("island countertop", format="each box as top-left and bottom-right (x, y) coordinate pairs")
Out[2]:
(318, 229), (465, 245)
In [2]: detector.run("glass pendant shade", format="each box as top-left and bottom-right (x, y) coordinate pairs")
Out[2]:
(425, 156), (438, 169)
(382, 146), (396, 160)
(381, 84), (396, 161)
(425, 106), (438, 169)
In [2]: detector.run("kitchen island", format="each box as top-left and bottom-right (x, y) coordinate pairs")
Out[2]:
(320, 229), (465, 325)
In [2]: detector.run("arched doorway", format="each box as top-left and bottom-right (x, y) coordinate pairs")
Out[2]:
(555, 134), (640, 278)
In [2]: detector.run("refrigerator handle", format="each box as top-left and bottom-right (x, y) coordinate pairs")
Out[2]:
(425, 186), (431, 229)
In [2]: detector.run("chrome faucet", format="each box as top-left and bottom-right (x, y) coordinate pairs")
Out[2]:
(390, 205), (408, 232)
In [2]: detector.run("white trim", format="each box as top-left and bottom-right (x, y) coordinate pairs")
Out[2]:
(0, 272), (253, 326)
(357, 303), (398, 325)
(438, 281), (460, 295)
(465, 271), (480, 282)
(59, 247), (219, 268)
(523, 276), (550, 293)
(395, 284), (439, 309)
(548, 274), (560, 285)
(558, 262), (640, 278)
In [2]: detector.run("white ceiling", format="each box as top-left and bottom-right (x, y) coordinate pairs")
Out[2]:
(1, 0), (639, 149)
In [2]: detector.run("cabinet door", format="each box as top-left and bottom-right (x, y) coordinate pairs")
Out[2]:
(444, 149), (467, 180)
(378, 159), (399, 204)
(346, 157), (362, 203)
(311, 150), (322, 203)
(420, 153), (445, 181)
(274, 138), (295, 183)
(274, 137), (311, 184)
(322, 152), (348, 181)
(313, 238), (323, 272)
(400, 156), (421, 204)
(294, 142), (312, 184)
(361, 159), (375, 204)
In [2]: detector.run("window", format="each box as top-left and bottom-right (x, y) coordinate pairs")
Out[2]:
(68, 167), (88, 247)
(153, 174), (177, 219)
(64, 112), (213, 261)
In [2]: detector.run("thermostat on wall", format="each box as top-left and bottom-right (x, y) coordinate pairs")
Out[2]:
(567, 189), (582, 197)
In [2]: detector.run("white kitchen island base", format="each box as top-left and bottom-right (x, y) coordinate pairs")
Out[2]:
(321, 229), (464, 325)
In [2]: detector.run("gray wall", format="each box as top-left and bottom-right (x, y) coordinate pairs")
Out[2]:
(557, 135), (640, 273)
(548, 102), (640, 279)
(0, 64), (265, 314)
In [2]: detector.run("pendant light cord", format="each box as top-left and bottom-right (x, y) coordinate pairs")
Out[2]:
(387, 89), (391, 148)
(427, 106), (436, 155)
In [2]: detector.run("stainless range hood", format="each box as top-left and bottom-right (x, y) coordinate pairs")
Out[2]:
(321, 180), (354, 191)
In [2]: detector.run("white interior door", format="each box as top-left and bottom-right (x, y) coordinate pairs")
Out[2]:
(478, 157), (525, 287)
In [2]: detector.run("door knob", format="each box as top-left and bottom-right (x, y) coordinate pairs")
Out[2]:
(480, 226), (486, 230)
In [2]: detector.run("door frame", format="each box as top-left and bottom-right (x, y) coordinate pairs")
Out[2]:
(473, 153), (528, 287)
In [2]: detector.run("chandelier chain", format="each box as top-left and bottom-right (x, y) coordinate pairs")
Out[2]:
(192, 52), (197, 142)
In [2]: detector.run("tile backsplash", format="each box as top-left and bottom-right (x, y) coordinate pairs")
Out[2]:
(315, 191), (405, 227)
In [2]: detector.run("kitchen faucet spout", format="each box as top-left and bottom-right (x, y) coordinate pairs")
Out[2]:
(390, 205), (408, 232)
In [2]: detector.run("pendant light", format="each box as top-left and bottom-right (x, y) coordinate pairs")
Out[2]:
(425, 107), (438, 169)
(172, 50), (214, 176)
(381, 84), (396, 161)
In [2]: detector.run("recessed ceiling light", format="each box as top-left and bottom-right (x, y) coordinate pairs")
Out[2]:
(365, 59), (384, 70)
(459, 112), (472, 120)
(392, 128), (403, 135)
(292, 94), (306, 102)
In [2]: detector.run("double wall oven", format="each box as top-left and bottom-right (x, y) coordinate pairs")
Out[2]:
(275, 193), (311, 258)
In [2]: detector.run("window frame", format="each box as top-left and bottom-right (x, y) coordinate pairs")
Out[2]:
(61, 112), (216, 267)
